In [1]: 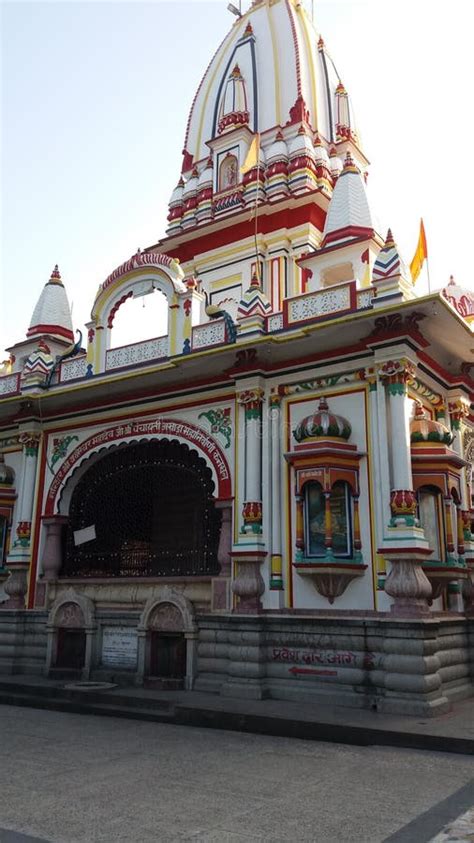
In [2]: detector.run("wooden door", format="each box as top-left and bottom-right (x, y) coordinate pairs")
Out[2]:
(149, 632), (186, 678)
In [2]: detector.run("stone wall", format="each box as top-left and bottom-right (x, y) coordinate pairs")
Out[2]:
(0, 610), (48, 676)
(194, 614), (474, 716)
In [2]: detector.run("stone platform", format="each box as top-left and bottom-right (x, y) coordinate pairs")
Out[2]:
(0, 674), (472, 756)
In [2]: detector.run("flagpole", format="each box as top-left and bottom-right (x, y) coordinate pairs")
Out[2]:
(426, 255), (432, 294)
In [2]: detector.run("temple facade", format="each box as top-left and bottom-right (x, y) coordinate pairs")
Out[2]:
(1, 0), (473, 715)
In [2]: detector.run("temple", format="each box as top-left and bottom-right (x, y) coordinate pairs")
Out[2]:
(1, 0), (473, 715)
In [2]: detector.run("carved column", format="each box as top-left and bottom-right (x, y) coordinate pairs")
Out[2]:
(378, 360), (432, 616)
(324, 491), (333, 554)
(232, 386), (266, 613)
(448, 398), (471, 608)
(295, 494), (304, 560)
(212, 500), (232, 611)
(269, 390), (283, 590)
(41, 515), (69, 581)
(3, 431), (41, 609)
(238, 388), (264, 534)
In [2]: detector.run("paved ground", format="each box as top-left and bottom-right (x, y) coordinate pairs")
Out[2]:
(0, 705), (473, 843)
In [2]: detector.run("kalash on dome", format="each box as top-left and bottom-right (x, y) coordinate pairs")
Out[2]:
(1, 0), (473, 716)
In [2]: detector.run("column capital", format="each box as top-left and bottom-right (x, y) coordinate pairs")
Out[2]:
(237, 387), (265, 419)
(18, 431), (41, 456)
(448, 398), (470, 430)
(378, 358), (416, 395)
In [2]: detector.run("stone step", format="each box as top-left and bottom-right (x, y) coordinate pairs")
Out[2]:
(0, 690), (176, 724)
(0, 678), (174, 712)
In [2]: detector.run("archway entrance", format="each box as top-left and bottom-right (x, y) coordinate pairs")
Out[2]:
(62, 439), (222, 578)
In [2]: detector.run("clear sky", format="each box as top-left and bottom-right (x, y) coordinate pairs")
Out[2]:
(1, 0), (473, 353)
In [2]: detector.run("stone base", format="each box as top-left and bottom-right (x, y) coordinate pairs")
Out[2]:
(195, 614), (474, 716)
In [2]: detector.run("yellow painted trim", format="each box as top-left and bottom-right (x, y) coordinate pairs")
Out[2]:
(211, 274), (242, 291)
(267, 1), (281, 125)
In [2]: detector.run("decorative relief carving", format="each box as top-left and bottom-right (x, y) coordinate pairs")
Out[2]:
(0, 374), (20, 395)
(356, 290), (373, 310)
(192, 320), (226, 349)
(198, 407), (232, 449)
(148, 602), (183, 632)
(105, 336), (169, 371)
(267, 313), (284, 331)
(61, 356), (87, 382)
(56, 602), (85, 628)
(288, 286), (351, 323)
(51, 435), (79, 468)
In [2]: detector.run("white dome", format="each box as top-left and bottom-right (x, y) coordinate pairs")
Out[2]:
(266, 133), (288, 164)
(28, 266), (74, 343)
(288, 127), (314, 157)
(198, 158), (213, 186)
(178, 0), (362, 176)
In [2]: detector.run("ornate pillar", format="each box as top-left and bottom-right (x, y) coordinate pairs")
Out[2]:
(353, 496), (362, 559)
(3, 430), (41, 609)
(211, 500), (232, 611)
(295, 494), (304, 560)
(269, 390), (283, 590)
(448, 397), (471, 608)
(232, 385), (266, 613)
(378, 359), (432, 616)
(40, 515), (69, 581)
(324, 491), (333, 554)
(238, 388), (264, 534)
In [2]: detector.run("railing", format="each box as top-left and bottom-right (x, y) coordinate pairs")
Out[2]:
(283, 280), (357, 328)
(0, 373), (20, 396)
(62, 547), (219, 578)
(105, 335), (169, 371)
(192, 319), (227, 350)
(60, 356), (88, 382)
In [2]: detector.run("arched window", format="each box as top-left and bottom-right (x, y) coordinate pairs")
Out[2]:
(417, 485), (444, 562)
(304, 481), (352, 558)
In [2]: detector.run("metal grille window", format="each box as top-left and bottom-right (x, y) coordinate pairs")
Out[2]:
(63, 439), (222, 578)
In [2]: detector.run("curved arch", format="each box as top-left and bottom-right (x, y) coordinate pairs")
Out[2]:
(138, 587), (196, 633)
(47, 588), (95, 629)
(46, 417), (232, 515)
(92, 251), (185, 323)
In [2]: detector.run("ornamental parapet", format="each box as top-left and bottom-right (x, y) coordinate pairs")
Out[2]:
(0, 373), (20, 396)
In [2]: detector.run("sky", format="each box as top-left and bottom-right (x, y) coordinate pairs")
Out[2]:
(1, 0), (473, 353)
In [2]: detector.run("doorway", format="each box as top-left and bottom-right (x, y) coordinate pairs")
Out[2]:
(56, 627), (86, 670)
(149, 632), (186, 687)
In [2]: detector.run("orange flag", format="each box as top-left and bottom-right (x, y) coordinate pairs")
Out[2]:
(410, 219), (428, 283)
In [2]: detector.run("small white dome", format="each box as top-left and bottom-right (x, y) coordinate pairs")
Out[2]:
(266, 133), (288, 165)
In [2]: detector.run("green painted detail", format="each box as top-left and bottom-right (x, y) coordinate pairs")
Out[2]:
(245, 407), (262, 421)
(13, 538), (30, 548)
(270, 577), (284, 590)
(296, 554), (364, 566)
(389, 515), (417, 527)
(198, 408), (232, 449)
(411, 430), (453, 445)
(464, 529), (472, 541)
(51, 435), (79, 468)
(451, 419), (461, 431)
(377, 575), (386, 590)
(24, 445), (39, 457)
(387, 383), (406, 396)
(447, 582), (461, 593)
(369, 380), (377, 392)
